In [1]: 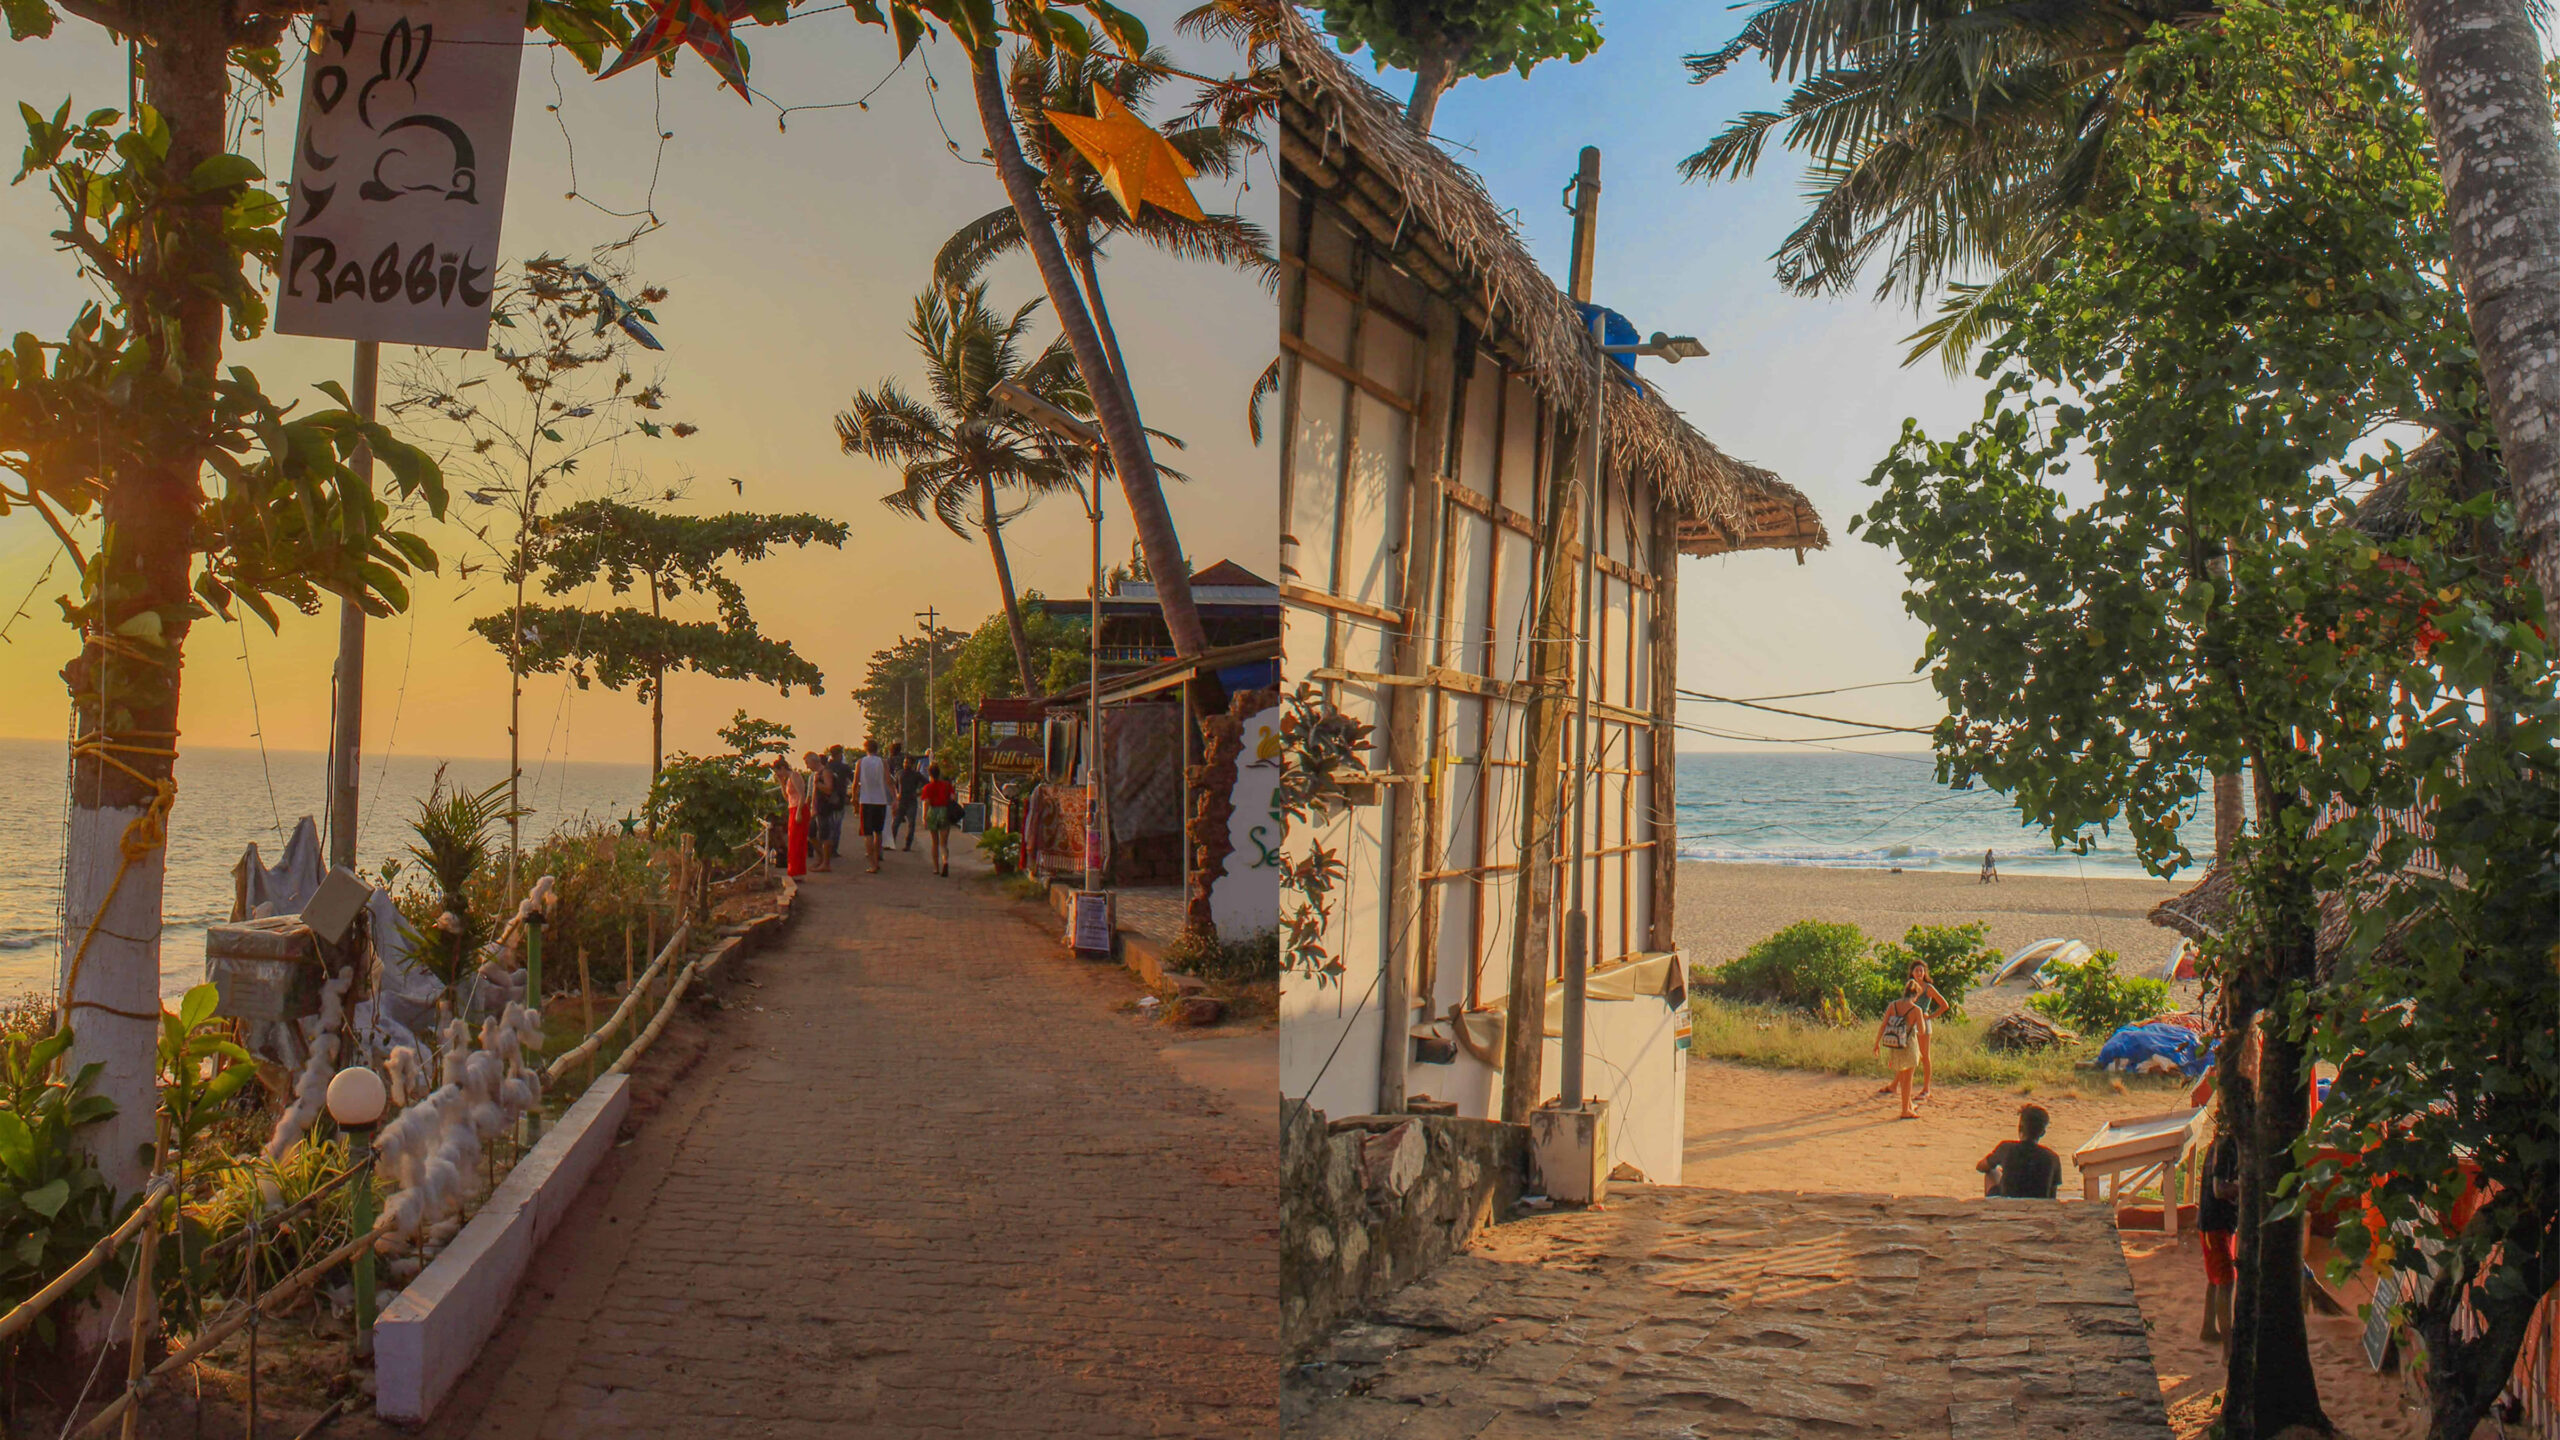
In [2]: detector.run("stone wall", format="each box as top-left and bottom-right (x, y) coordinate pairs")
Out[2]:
(1281, 1102), (1531, 1355)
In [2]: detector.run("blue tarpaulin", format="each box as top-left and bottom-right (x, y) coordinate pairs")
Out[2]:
(1571, 302), (1643, 390)
(2095, 1023), (2219, 1078)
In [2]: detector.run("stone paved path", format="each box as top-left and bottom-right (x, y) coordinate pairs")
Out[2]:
(424, 858), (1277, 1439)
(1285, 1187), (2172, 1439)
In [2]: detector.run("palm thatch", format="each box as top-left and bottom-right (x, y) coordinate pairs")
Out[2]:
(2149, 861), (2414, 979)
(1275, 7), (1826, 557)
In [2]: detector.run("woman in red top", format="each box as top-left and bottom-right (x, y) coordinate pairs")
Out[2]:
(920, 763), (960, 876)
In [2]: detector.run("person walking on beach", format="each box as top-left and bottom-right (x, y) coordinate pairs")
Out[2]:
(854, 737), (892, 874)
(896, 748), (926, 851)
(1872, 982), (1926, 1119)
(1975, 1103), (2062, 1198)
(1875, 958), (1952, 1104)
(921, 762), (958, 876)
(1979, 848), (1999, 883)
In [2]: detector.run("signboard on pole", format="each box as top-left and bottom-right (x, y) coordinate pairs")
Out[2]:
(277, 0), (526, 349)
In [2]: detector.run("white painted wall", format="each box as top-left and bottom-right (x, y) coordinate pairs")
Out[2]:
(1211, 704), (1283, 939)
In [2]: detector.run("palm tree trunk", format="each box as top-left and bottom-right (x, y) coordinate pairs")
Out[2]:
(2212, 768), (2243, 860)
(968, 48), (1209, 658)
(2406, 0), (2560, 645)
(649, 576), (665, 779)
(54, 0), (230, 1363)
(1071, 228), (1133, 411)
(981, 475), (1041, 695)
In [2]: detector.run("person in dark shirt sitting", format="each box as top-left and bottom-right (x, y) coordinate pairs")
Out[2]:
(1977, 1104), (2063, 1199)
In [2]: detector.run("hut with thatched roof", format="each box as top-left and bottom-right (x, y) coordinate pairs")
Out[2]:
(1273, 9), (1826, 1182)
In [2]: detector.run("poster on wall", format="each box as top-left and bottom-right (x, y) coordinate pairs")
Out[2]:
(276, 0), (526, 349)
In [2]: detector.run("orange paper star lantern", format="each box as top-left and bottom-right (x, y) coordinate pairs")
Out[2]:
(1044, 85), (1204, 223)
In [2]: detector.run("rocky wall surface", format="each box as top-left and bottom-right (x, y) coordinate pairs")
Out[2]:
(1281, 1103), (1530, 1356)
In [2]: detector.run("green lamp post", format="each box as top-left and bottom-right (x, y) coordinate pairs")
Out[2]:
(326, 1065), (388, 1356)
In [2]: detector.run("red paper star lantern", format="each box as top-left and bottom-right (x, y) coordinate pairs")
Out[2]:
(600, 0), (753, 100)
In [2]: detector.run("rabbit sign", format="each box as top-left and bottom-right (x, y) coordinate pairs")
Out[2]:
(278, 1), (526, 349)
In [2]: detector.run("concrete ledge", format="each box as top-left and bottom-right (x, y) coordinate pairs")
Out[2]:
(374, 1071), (633, 1423)
(1042, 879), (1178, 984)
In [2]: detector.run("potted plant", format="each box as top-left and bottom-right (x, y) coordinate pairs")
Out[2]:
(976, 826), (1020, 875)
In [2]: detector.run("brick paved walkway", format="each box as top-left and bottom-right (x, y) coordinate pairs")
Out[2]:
(1286, 1187), (2172, 1439)
(423, 857), (1277, 1439)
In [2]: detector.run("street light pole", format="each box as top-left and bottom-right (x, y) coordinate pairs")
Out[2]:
(986, 380), (1113, 925)
(916, 607), (940, 760)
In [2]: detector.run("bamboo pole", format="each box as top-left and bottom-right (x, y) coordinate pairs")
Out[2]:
(607, 937), (741, 1079)
(0, 1174), (173, 1344)
(543, 923), (689, 1084)
(73, 1219), (397, 1439)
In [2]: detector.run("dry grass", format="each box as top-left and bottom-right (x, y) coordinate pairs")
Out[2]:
(1689, 995), (2193, 1097)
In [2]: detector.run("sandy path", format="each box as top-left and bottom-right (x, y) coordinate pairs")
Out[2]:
(1685, 1058), (2423, 1438)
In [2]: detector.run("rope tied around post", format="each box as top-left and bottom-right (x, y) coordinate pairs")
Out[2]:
(58, 724), (181, 1030)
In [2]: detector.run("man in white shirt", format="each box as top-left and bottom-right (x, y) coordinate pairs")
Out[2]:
(855, 737), (893, 873)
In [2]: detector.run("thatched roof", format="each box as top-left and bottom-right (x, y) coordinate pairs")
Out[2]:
(1276, 11), (1826, 557)
(2149, 861), (2411, 978)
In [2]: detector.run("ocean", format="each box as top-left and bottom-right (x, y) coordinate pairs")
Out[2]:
(0, 738), (651, 1003)
(1675, 751), (2218, 881)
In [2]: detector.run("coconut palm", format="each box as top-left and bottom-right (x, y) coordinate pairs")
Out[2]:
(937, 46), (1273, 413)
(837, 282), (1089, 696)
(1682, 0), (2217, 365)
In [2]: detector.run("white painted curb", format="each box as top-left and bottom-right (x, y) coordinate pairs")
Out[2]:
(374, 1071), (632, 1423)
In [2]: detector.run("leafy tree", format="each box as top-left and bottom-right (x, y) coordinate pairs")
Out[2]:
(850, 623), (971, 761)
(0, 10), (451, 1213)
(883, 600), (1090, 778)
(1871, 922), (2003, 1008)
(647, 711), (790, 872)
(390, 254), (692, 877)
(936, 44), (1271, 417)
(1713, 920), (1878, 1013)
(838, 281), (1086, 696)
(1852, 10), (2553, 1432)
(1309, 0), (1602, 132)
(2026, 952), (2169, 1034)
(470, 497), (846, 777)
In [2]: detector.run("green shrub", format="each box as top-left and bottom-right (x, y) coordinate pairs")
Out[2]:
(1170, 928), (1279, 985)
(1714, 921), (1885, 1015)
(1873, 922), (2004, 1009)
(976, 826), (1020, 869)
(2028, 950), (2170, 1034)
(0, 1025), (120, 1343)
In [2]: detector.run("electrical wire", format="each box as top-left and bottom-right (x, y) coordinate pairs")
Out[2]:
(1677, 688), (1935, 734)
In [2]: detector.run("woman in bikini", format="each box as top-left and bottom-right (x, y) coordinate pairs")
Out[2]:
(1872, 981), (1927, 1120)
(1875, 958), (1951, 1103)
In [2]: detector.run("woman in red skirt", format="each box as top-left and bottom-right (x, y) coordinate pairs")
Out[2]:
(780, 756), (810, 877)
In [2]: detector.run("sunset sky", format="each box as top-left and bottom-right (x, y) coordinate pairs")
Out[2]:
(0, 4), (1271, 768)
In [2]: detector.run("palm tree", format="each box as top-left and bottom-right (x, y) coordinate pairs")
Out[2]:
(837, 281), (1086, 696)
(1681, 0), (2216, 365)
(937, 46), (1273, 427)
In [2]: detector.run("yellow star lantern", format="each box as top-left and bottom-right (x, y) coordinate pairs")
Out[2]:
(1044, 85), (1204, 223)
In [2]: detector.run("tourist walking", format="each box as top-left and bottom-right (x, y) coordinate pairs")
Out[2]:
(896, 746), (926, 850)
(855, 736), (892, 873)
(810, 747), (844, 872)
(921, 763), (958, 876)
(1872, 982), (1926, 1120)
(1876, 958), (1951, 1104)
(777, 755), (809, 878)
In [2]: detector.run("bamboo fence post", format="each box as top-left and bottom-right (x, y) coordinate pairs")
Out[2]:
(117, 1121), (164, 1440)
(0, 1174), (175, 1343)
(577, 946), (595, 1085)
(74, 1220), (395, 1439)
(621, 920), (633, 996)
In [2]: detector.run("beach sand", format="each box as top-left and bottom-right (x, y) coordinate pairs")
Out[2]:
(1677, 860), (2193, 977)
(1684, 1059), (2421, 1438)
